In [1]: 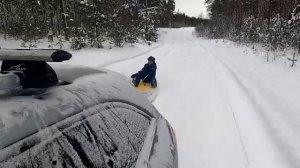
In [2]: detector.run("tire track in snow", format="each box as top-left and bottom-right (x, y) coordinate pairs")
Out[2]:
(231, 104), (250, 168)
(198, 43), (299, 168)
(101, 45), (162, 68)
(208, 53), (251, 168)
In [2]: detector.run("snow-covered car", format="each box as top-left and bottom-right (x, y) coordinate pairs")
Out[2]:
(0, 50), (178, 168)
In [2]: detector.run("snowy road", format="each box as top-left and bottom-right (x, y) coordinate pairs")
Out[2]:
(105, 28), (300, 168)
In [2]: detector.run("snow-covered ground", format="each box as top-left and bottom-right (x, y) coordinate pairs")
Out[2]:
(2, 28), (300, 168)
(106, 28), (300, 168)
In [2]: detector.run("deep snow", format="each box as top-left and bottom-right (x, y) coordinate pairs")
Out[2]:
(1, 28), (300, 168)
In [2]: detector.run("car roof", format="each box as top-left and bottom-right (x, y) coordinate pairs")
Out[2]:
(0, 65), (159, 152)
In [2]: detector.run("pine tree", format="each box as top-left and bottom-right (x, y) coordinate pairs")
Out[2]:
(0, 0), (173, 49)
(199, 0), (300, 55)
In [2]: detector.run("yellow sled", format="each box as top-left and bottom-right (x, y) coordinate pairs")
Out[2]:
(135, 81), (158, 102)
(136, 82), (153, 92)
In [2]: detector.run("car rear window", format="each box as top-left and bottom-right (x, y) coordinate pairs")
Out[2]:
(0, 102), (151, 168)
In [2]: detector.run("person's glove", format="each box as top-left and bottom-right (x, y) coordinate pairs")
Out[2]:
(131, 73), (137, 78)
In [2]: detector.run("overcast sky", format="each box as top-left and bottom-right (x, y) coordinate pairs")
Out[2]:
(175, 0), (208, 18)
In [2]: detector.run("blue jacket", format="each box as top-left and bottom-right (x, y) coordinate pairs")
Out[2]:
(141, 63), (157, 78)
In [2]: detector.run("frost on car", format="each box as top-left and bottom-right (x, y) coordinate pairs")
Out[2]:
(0, 50), (178, 168)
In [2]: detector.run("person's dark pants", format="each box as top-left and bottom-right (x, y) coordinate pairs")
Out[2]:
(132, 72), (147, 86)
(150, 77), (157, 88)
(132, 72), (157, 88)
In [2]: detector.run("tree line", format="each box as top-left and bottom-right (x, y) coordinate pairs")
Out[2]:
(196, 0), (300, 56)
(0, 0), (175, 49)
(173, 11), (209, 27)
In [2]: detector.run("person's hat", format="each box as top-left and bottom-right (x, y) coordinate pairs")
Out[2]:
(148, 56), (155, 62)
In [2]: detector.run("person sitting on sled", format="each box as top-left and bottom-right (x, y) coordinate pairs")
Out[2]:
(131, 56), (157, 88)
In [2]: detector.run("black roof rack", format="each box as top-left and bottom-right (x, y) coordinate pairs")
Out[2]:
(0, 49), (72, 62)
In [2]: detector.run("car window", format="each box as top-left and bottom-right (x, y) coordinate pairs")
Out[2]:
(0, 102), (151, 168)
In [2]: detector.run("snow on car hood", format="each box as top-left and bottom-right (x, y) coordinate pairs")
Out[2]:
(0, 65), (159, 150)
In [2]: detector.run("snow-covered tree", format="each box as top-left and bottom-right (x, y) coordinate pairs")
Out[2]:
(199, 0), (300, 55)
(0, 0), (173, 49)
